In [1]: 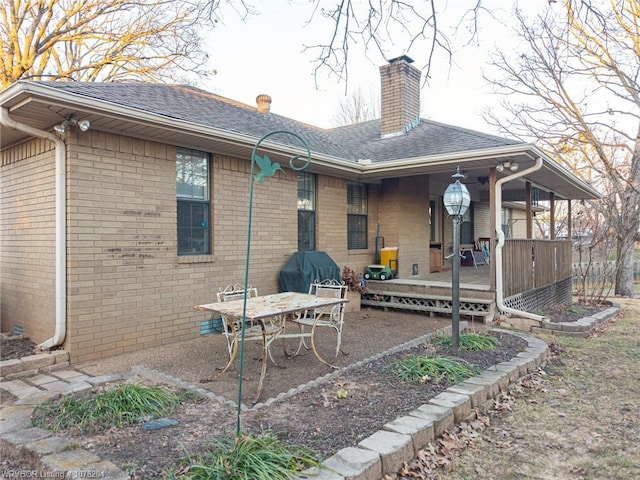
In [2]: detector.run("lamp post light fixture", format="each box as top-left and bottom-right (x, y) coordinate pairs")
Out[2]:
(443, 167), (471, 351)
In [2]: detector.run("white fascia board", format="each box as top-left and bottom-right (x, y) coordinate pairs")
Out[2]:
(5, 82), (361, 175)
(359, 144), (540, 176)
(361, 143), (601, 199)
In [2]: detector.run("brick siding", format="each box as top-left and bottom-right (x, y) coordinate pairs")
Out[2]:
(1, 130), (386, 362)
(0, 138), (56, 342)
(1, 130), (453, 362)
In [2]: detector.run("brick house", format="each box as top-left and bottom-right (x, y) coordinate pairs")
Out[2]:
(1, 56), (600, 363)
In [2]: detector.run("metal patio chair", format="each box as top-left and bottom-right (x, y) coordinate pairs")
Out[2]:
(213, 284), (283, 378)
(287, 278), (348, 363)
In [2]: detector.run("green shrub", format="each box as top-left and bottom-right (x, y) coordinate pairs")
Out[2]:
(181, 432), (321, 480)
(384, 356), (479, 384)
(432, 333), (500, 351)
(32, 383), (179, 433)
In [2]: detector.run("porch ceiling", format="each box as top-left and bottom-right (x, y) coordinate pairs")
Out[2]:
(356, 147), (600, 201)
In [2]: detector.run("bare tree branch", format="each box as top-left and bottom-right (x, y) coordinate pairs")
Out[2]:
(0, 0), (215, 88)
(330, 85), (379, 126)
(300, 0), (475, 88)
(484, 1), (640, 296)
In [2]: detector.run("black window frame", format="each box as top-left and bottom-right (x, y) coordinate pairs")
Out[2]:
(347, 181), (368, 250)
(176, 147), (211, 256)
(297, 171), (316, 251)
(460, 202), (474, 244)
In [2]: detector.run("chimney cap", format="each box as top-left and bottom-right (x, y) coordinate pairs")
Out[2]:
(388, 55), (414, 64)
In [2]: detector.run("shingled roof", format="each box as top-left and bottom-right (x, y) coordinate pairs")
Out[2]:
(328, 119), (521, 162)
(37, 81), (522, 163)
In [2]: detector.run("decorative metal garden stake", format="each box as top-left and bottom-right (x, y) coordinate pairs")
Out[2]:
(236, 130), (311, 435)
(443, 167), (470, 353)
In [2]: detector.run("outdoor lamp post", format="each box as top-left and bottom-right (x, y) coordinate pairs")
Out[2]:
(443, 167), (471, 351)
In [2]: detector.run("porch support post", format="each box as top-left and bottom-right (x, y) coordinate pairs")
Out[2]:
(525, 181), (533, 239)
(489, 168), (497, 291)
(451, 216), (462, 351)
(567, 200), (572, 240)
(549, 192), (556, 239)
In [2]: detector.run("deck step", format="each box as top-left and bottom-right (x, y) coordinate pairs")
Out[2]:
(362, 290), (495, 318)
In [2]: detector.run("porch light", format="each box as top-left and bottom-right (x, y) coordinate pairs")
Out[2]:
(443, 167), (470, 352)
(496, 161), (519, 173)
(54, 115), (91, 134)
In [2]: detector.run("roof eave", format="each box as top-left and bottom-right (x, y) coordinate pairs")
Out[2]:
(1, 82), (601, 200)
(359, 143), (601, 200)
(2, 81), (363, 176)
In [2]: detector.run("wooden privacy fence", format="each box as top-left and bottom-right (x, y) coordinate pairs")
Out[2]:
(503, 239), (572, 298)
(572, 260), (640, 291)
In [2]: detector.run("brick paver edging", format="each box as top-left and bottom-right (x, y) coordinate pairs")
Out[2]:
(0, 371), (133, 479)
(0, 336), (70, 382)
(532, 302), (620, 337)
(1, 327), (546, 480)
(295, 328), (549, 480)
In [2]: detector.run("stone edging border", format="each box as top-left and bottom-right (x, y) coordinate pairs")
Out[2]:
(532, 302), (620, 337)
(6, 311), (615, 480)
(2, 325), (544, 480)
(0, 336), (70, 382)
(133, 324), (549, 480)
(293, 328), (549, 480)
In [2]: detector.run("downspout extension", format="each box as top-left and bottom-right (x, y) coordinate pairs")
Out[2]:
(1, 108), (67, 350)
(495, 157), (548, 322)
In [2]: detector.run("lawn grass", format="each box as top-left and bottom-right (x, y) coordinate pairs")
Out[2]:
(436, 298), (640, 479)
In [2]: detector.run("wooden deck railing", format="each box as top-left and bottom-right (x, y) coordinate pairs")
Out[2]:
(503, 239), (572, 298)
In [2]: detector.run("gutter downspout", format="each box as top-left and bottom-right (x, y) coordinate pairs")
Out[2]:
(1, 108), (67, 350)
(495, 156), (547, 322)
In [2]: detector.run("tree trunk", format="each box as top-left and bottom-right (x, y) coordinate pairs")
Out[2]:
(615, 233), (636, 298)
(616, 126), (640, 298)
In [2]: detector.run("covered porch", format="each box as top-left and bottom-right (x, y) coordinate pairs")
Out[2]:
(362, 239), (573, 322)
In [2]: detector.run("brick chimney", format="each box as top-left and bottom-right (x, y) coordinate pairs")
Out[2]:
(379, 55), (421, 138)
(256, 94), (272, 113)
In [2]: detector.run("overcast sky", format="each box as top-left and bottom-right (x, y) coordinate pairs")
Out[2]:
(202, 1), (548, 132)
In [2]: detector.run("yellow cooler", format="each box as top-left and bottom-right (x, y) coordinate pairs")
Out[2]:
(379, 247), (398, 274)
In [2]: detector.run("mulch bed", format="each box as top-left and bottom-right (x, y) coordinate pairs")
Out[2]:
(537, 302), (609, 323)
(244, 331), (526, 458)
(25, 331), (526, 479)
(0, 336), (37, 361)
(0, 301), (612, 479)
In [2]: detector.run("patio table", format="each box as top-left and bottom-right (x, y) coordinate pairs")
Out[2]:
(195, 291), (347, 403)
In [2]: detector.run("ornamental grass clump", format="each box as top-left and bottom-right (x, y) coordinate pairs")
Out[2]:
(385, 356), (479, 384)
(180, 432), (322, 480)
(32, 383), (179, 433)
(432, 333), (500, 352)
